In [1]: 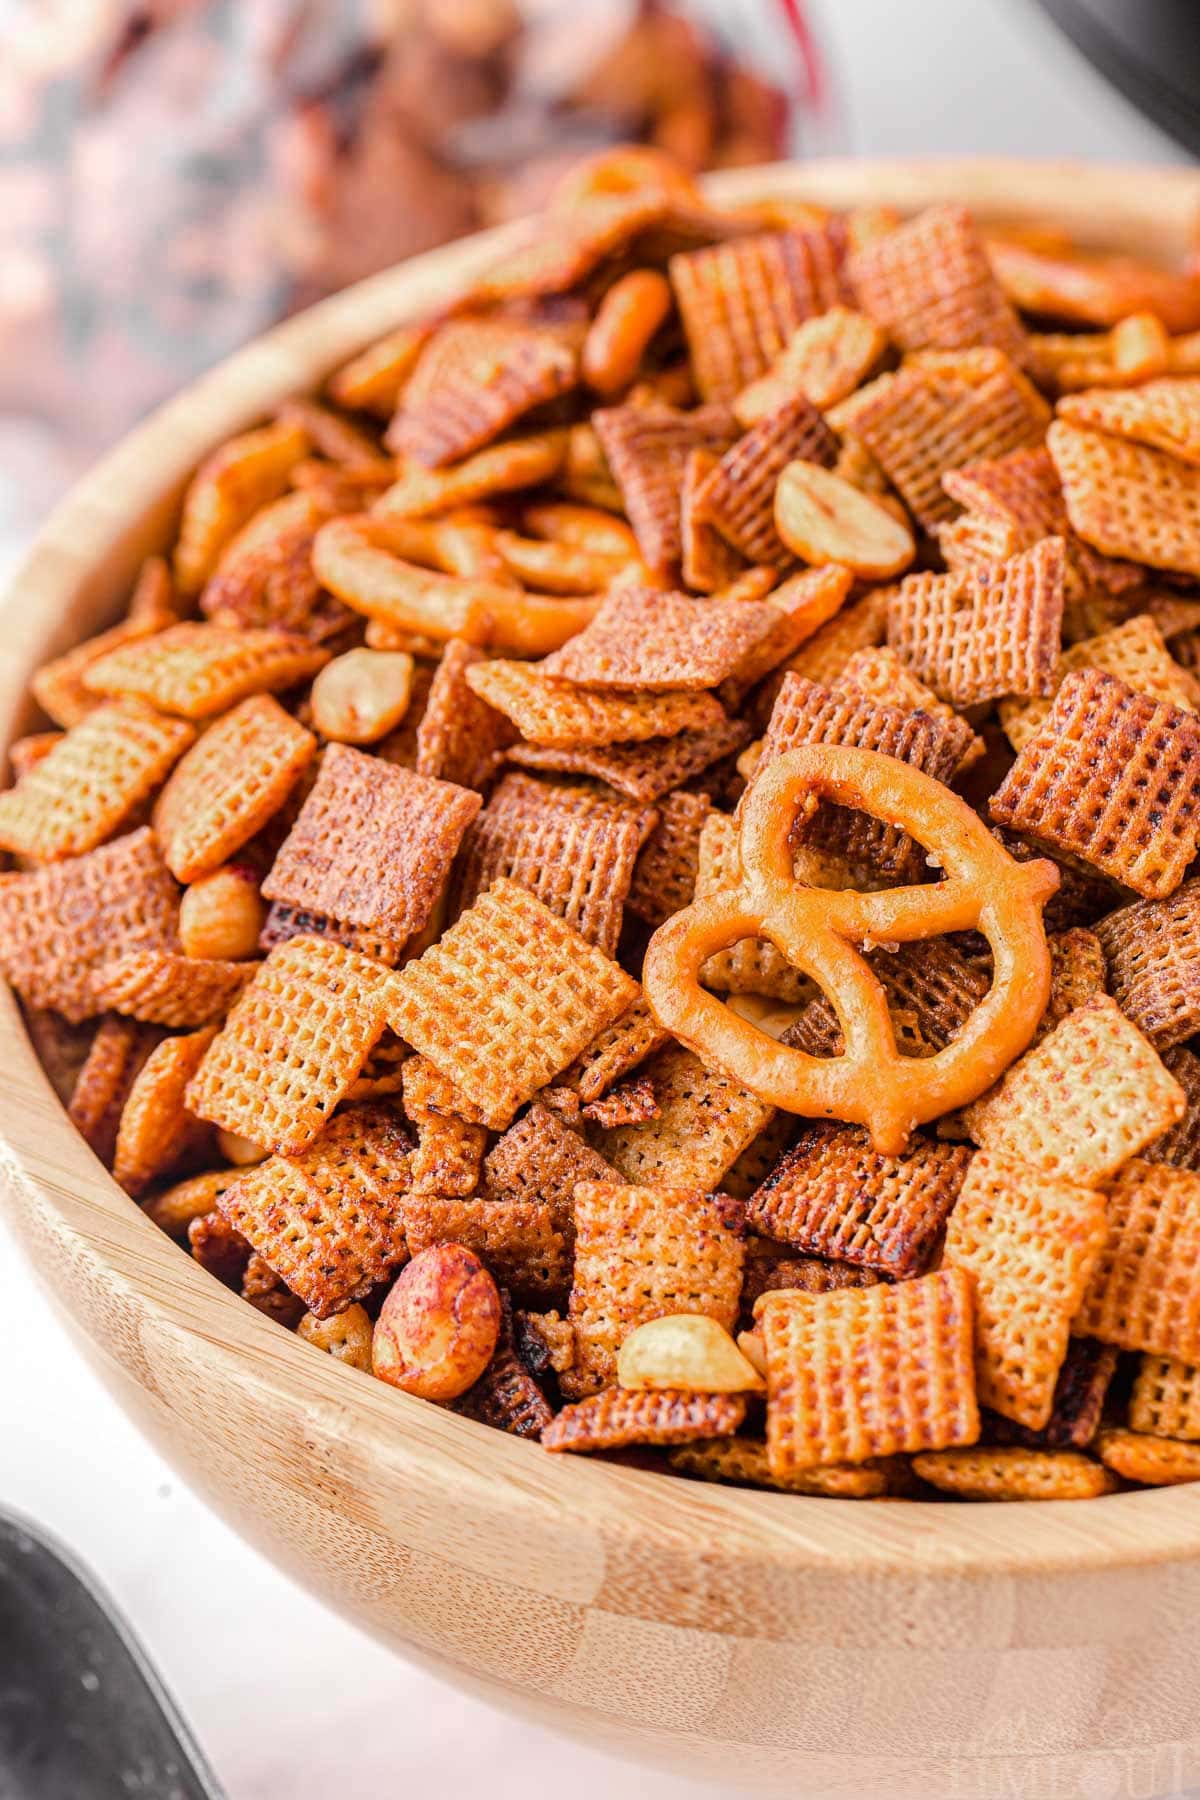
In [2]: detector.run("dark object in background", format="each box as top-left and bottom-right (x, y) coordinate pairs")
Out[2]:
(1032, 0), (1200, 157)
(0, 1508), (224, 1800)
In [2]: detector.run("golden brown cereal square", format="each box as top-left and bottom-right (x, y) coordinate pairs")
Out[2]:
(173, 419), (311, 596)
(0, 828), (180, 1022)
(217, 1104), (413, 1316)
(850, 204), (1029, 363)
(505, 714), (750, 803)
(1076, 1159), (1200, 1359)
(483, 1101), (618, 1237)
(387, 318), (578, 468)
(912, 1447), (1115, 1500)
(1036, 927), (1107, 1044)
(153, 695), (315, 884)
(999, 613), (1199, 755)
(837, 643), (985, 763)
(581, 1074), (658, 1129)
(693, 392), (837, 564)
(1049, 419), (1200, 577)
(1131, 1353), (1200, 1439)
(542, 1387), (745, 1453)
(718, 565), (858, 715)
(112, 1025), (217, 1195)
(92, 952), (253, 1029)
(402, 1075), (488, 1201)
(591, 401), (737, 575)
(985, 1336), (1118, 1449)
(667, 1435), (893, 1496)
(82, 622), (330, 720)
(386, 879), (637, 1130)
(626, 789), (712, 927)
(590, 1043), (773, 1191)
(759, 1268), (979, 1473)
(463, 659), (724, 748)
(187, 936), (392, 1153)
(0, 701), (194, 862)
(1093, 881), (1200, 1048)
(554, 994), (672, 1103)
(542, 588), (786, 692)
(258, 902), (408, 968)
(681, 448), (744, 593)
(1058, 377), (1200, 465)
(763, 585), (892, 707)
(262, 742), (480, 946)
(748, 1124), (972, 1278)
(68, 1015), (164, 1164)
(943, 1151), (1109, 1429)
(402, 1196), (571, 1307)
(693, 811), (813, 1003)
(32, 611), (173, 730)
(962, 994), (1185, 1185)
(1096, 1428), (1200, 1487)
(415, 639), (516, 790)
(565, 1178), (745, 1397)
(199, 490), (351, 642)
(1145, 1047), (1200, 1169)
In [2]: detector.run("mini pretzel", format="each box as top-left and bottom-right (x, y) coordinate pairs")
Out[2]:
(643, 745), (1059, 1153)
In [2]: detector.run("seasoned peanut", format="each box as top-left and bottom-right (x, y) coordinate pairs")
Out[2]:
(179, 864), (265, 961)
(298, 1303), (374, 1372)
(775, 460), (915, 580)
(310, 647), (415, 744)
(373, 1244), (501, 1401)
(216, 1129), (269, 1166)
(582, 269), (674, 397)
(618, 1314), (765, 1394)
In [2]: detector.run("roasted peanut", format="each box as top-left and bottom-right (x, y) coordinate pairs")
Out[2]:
(617, 1314), (765, 1394)
(310, 647), (415, 743)
(298, 1303), (374, 1372)
(216, 1129), (269, 1167)
(179, 864), (265, 961)
(775, 460), (915, 580)
(372, 1244), (501, 1401)
(582, 269), (673, 397)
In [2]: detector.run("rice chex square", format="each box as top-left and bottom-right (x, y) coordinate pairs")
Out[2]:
(1076, 1159), (1200, 1360)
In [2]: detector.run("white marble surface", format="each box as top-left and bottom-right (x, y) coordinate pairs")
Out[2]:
(0, 4), (1192, 1795)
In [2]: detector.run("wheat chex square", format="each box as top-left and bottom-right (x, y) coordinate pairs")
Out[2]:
(590, 1042), (773, 1190)
(1093, 881), (1200, 1049)
(1075, 1159), (1200, 1361)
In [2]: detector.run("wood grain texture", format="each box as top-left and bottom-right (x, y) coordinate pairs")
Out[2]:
(3, 161), (1200, 1797)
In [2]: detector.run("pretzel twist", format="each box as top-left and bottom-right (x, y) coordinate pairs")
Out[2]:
(643, 745), (1059, 1153)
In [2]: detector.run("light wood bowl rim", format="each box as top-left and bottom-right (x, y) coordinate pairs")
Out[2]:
(4, 157), (1200, 1579)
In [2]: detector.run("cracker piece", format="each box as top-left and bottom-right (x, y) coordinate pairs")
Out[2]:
(415, 639), (515, 790)
(759, 1268), (979, 1473)
(32, 614), (172, 729)
(1130, 1353), (1200, 1439)
(186, 937), (392, 1153)
(386, 878), (637, 1130)
(592, 1042), (773, 1191)
(505, 715), (749, 803)
(174, 419), (311, 595)
(454, 1294), (554, 1440)
(850, 204), (1029, 363)
(681, 448), (744, 593)
(1075, 1159), (1200, 1359)
(837, 644), (983, 763)
(1093, 881), (1200, 1048)
(542, 588), (786, 692)
(564, 1178), (745, 1397)
(153, 695), (315, 883)
(483, 1101), (617, 1235)
(989, 668), (1200, 897)
(1144, 1047), (1200, 1169)
(694, 811), (812, 1003)
(984, 1337), (1119, 1449)
(262, 743), (480, 946)
(668, 1435), (891, 1496)
(748, 1124), (969, 1276)
(0, 828), (180, 1022)
(554, 995), (672, 1103)
(82, 623), (330, 719)
(402, 1196), (570, 1306)
(962, 995), (1185, 1185)
(463, 659), (723, 748)
(1049, 419), (1200, 576)
(542, 1387), (745, 1452)
(999, 613), (1199, 754)
(669, 221), (854, 402)
(1096, 1428), (1200, 1486)
(1058, 377), (1200, 466)
(258, 903), (407, 968)
(217, 1104), (413, 1316)
(387, 319), (577, 468)
(943, 1151), (1109, 1429)
(0, 701), (194, 862)
(741, 1250), (879, 1313)
(695, 393), (837, 564)
(626, 789), (711, 926)
(887, 539), (1064, 706)
(92, 952), (253, 1028)
(68, 1015), (162, 1164)
(592, 402), (737, 574)
(912, 1447), (1115, 1500)
(112, 1025), (218, 1195)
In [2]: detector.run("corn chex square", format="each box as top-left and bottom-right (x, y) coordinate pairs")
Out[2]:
(402, 1195), (571, 1307)
(81, 622), (330, 719)
(590, 1042), (773, 1190)
(505, 714), (749, 803)
(415, 639), (516, 791)
(112, 1025), (216, 1195)
(1131, 1353), (1200, 1439)
(387, 317), (578, 468)
(693, 391), (837, 564)
(542, 1388), (745, 1453)
(1076, 1159), (1200, 1361)
(463, 658), (723, 748)
(591, 401), (737, 576)
(541, 588), (787, 692)
(1048, 419), (1200, 578)
(999, 614), (1199, 755)
(1145, 1047), (1200, 1169)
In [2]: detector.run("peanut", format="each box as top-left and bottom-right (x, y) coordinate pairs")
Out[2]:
(298, 1303), (374, 1372)
(372, 1244), (500, 1401)
(216, 1129), (269, 1167)
(310, 647), (414, 744)
(617, 1314), (765, 1394)
(179, 863), (264, 961)
(774, 459), (915, 580)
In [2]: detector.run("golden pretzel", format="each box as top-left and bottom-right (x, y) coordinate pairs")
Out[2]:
(643, 745), (1060, 1155)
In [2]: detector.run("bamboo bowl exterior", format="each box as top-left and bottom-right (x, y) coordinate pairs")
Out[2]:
(4, 161), (1200, 1799)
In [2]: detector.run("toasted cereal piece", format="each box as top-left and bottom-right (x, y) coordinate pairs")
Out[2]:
(1049, 419), (1200, 577)
(174, 418), (311, 595)
(1000, 613), (1199, 755)
(217, 1104), (413, 1317)
(667, 1435), (890, 1495)
(506, 714), (749, 803)
(838, 358), (1048, 532)
(152, 695), (314, 885)
(1131, 1353), (1200, 1438)
(32, 615), (171, 730)
(962, 995), (1185, 1185)
(720, 1115), (801, 1205)
(542, 1386), (745, 1452)
(887, 538), (1064, 708)
(1144, 1048), (1200, 1169)
(1093, 881), (1200, 1049)
(483, 1101), (617, 1234)
(0, 701), (193, 863)
(414, 640), (514, 790)
(669, 221), (854, 403)
(1096, 1427), (1200, 1486)
(581, 1074), (658, 1129)
(758, 1269), (979, 1473)
(1076, 1159), (1200, 1359)
(681, 448), (744, 593)
(188, 1209), (252, 1286)
(554, 995), (672, 1103)
(111, 1025), (217, 1195)
(837, 644), (983, 758)
(717, 565), (857, 715)
(257, 902), (406, 968)
(186, 937), (392, 1153)
(693, 811), (811, 1003)
(453, 784), (642, 956)
(82, 623), (329, 720)
(767, 585), (892, 700)
(8, 732), (63, 781)
(463, 659), (723, 750)
(0, 828), (180, 1022)
(733, 308), (887, 425)
(90, 951), (253, 1028)
(386, 878), (637, 1130)
(387, 318), (577, 469)
(626, 789), (711, 927)
(514, 1307), (575, 1377)
(943, 1151), (1108, 1429)
(21, 1004), (95, 1105)
(402, 1196), (570, 1307)
(591, 401), (737, 575)
(1037, 928), (1106, 1044)
(68, 1015), (163, 1164)
(482, 770), (659, 843)
(589, 1042), (773, 1191)
(401, 1054), (486, 1196)
(913, 1447), (1115, 1500)
(694, 392), (837, 564)
(1058, 377), (1200, 466)
(454, 1293), (553, 1439)
(543, 588), (783, 693)
(141, 1166), (239, 1238)
(327, 320), (433, 415)
(748, 1124), (972, 1278)
(261, 743), (480, 947)
(563, 1178), (745, 1399)
(990, 669), (1200, 897)
(200, 490), (346, 641)
(850, 204), (1028, 364)
(983, 1336), (1119, 1450)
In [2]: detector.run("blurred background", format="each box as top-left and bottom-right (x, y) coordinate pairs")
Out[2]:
(0, 3), (1195, 1796)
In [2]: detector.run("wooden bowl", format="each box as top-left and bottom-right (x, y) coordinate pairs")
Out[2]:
(4, 160), (1200, 1799)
